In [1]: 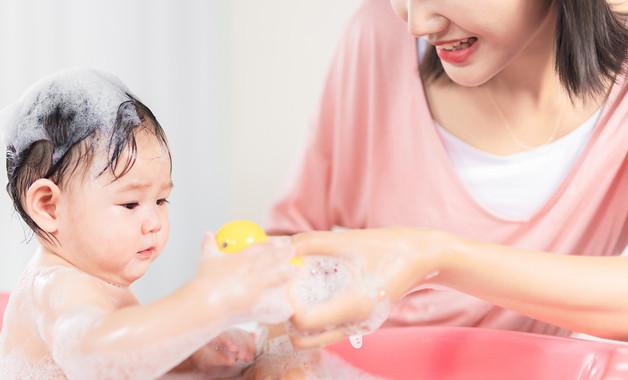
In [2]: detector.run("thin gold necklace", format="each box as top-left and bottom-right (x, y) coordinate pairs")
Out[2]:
(484, 86), (566, 150)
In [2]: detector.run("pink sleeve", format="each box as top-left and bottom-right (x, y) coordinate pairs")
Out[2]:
(264, 2), (369, 234)
(264, 115), (334, 234)
(263, 0), (626, 335)
(265, 0), (412, 234)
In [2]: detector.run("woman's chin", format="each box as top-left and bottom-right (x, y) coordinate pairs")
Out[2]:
(443, 66), (492, 88)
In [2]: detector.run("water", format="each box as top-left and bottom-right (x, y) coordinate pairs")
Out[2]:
(350, 335), (363, 349)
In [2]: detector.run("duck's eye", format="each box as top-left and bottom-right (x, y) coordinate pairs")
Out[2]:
(222, 242), (228, 248)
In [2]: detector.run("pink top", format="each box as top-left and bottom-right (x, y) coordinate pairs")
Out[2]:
(266, 0), (628, 336)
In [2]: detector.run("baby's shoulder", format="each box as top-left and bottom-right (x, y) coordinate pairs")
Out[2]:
(32, 265), (97, 297)
(28, 264), (130, 314)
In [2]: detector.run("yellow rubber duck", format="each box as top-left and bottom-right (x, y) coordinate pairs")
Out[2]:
(216, 220), (303, 265)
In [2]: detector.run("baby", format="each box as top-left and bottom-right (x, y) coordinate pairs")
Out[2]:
(0, 68), (297, 379)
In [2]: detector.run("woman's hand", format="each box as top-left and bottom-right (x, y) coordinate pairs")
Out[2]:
(288, 227), (451, 347)
(291, 227), (628, 343)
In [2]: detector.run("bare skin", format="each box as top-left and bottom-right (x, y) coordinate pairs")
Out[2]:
(0, 132), (298, 378)
(251, 0), (628, 367)
(289, 228), (628, 348)
(395, 0), (607, 156)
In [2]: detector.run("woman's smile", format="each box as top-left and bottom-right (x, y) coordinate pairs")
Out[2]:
(435, 37), (478, 64)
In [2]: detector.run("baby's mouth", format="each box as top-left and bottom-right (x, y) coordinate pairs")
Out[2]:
(137, 248), (154, 257)
(440, 37), (478, 52)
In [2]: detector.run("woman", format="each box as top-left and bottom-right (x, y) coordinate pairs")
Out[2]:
(266, 0), (628, 347)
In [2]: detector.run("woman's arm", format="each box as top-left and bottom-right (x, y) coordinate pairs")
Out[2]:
(440, 235), (628, 340)
(290, 228), (628, 345)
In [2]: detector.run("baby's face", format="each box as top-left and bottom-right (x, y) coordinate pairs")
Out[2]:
(53, 131), (173, 286)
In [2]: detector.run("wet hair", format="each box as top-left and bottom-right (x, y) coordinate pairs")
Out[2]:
(420, 0), (628, 99)
(5, 96), (170, 244)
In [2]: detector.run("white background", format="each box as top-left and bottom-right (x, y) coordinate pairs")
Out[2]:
(0, 0), (361, 302)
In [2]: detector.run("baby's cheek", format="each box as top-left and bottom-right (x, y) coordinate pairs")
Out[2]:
(160, 222), (171, 247)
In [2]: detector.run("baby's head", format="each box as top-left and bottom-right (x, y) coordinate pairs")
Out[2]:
(0, 69), (172, 285)
(2, 68), (172, 283)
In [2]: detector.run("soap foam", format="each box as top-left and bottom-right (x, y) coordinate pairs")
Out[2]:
(229, 286), (295, 326)
(1, 68), (140, 169)
(288, 255), (391, 341)
(254, 333), (386, 380)
(0, 263), (233, 379)
(291, 256), (351, 305)
(0, 352), (66, 380)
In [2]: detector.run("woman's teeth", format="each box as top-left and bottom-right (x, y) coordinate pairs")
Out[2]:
(441, 37), (478, 51)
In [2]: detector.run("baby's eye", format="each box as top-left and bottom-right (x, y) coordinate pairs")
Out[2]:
(157, 198), (170, 206)
(122, 202), (139, 210)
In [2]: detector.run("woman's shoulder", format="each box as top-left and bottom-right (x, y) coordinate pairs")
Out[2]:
(350, 0), (403, 27)
(342, 0), (411, 48)
(329, 0), (417, 84)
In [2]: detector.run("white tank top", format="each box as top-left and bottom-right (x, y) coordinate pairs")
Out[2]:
(435, 108), (601, 219)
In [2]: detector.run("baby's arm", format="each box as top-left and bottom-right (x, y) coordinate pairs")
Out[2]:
(36, 233), (297, 379)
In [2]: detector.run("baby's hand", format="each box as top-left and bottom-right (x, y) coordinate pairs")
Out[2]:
(241, 333), (319, 380)
(191, 328), (256, 374)
(196, 232), (298, 314)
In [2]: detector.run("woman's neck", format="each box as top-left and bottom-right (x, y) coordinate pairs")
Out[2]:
(486, 5), (560, 103)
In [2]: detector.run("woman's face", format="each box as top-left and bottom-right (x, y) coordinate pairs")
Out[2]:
(390, 0), (555, 86)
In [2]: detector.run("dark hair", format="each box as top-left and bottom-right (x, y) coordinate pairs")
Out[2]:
(420, 0), (628, 99)
(5, 96), (170, 244)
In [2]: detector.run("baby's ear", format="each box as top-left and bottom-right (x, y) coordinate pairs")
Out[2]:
(25, 179), (61, 234)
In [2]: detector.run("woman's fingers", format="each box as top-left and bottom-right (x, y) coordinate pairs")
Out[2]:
(291, 230), (357, 258)
(290, 291), (373, 331)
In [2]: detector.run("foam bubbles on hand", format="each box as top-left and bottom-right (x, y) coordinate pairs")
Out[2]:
(288, 255), (391, 346)
(290, 256), (350, 305)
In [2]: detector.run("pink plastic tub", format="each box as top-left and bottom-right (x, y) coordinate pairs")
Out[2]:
(0, 292), (10, 332)
(324, 326), (628, 379)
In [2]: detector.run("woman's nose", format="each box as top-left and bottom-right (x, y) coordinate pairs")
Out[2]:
(391, 0), (449, 38)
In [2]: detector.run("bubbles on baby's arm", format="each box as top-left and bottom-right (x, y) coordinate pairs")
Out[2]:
(0, 352), (67, 380)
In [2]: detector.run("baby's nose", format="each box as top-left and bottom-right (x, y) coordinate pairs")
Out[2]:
(141, 209), (162, 234)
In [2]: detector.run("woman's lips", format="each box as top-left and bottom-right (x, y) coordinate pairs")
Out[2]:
(435, 37), (478, 65)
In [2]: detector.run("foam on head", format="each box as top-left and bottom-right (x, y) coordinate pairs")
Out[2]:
(0, 67), (141, 169)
